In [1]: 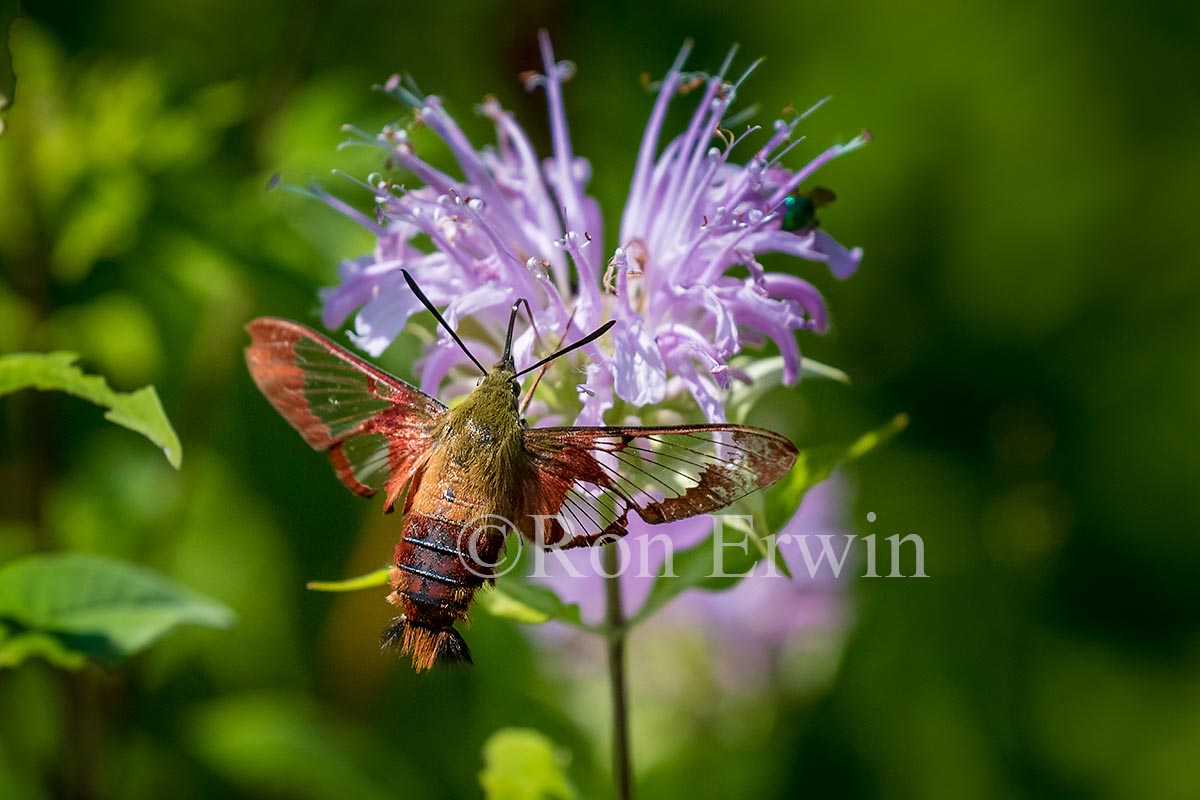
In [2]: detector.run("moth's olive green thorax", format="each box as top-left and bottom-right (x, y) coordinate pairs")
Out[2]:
(441, 293), (524, 452)
(439, 365), (526, 473)
(451, 367), (521, 426)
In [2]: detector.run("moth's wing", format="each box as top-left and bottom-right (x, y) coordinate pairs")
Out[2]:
(245, 317), (446, 510)
(520, 425), (798, 548)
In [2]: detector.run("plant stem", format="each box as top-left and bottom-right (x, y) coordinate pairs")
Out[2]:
(602, 542), (633, 800)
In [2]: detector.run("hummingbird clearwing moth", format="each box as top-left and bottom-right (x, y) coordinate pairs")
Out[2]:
(245, 273), (798, 672)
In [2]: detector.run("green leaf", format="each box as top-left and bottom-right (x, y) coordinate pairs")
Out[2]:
(630, 514), (764, 626)
(0, 622), (85, 670)
(731, 489), (793, 579)
(306, 567), (390, 592)
(0, 352), (182, 468)
(765, 413), (909, 533)
(479, 581), (593, 631)
(0, 553), (235, 667)
(479, 728), (578, 800)
(476, 585), (550, 625)
(726, 355), (850, 424)
(800, 358), (852, 384)
(188, 692), (421, 800)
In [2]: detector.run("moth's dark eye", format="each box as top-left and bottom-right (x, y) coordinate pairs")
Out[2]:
(510, 382), (520, 398)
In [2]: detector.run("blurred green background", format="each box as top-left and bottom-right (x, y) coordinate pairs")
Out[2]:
(2, 0), (1198, 797)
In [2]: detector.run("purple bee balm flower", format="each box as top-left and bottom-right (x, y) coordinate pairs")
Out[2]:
(310, 34), (867, 667)
(317, 31), (867, 424)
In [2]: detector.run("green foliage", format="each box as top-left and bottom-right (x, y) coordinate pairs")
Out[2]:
(0, 553), (234, 668)
(0, 621), (85, 670)
(481, 579), (591, 631)
(726, 355), (850, 425)
(629, 515), (762, 626)
(479, 728), (578, 800)
(765, 413), (909, 532)
(475, 585), (557, 625)
(0, 352), (182, 468)
(305, 567), (390, 592)
(187, 692), (424, 800)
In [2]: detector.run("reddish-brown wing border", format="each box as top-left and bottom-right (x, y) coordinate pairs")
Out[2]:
(520, 424), (798, 548)
(245, 318), (446, 507)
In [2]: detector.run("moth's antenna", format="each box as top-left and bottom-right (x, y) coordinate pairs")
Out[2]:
(521, 307), (577, 414)
(400, 269), (487, 376)
(514, 320), (615, 378)
(501, 299), (534, 370)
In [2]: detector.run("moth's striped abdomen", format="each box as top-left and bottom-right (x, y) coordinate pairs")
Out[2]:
(383, 512), (505, 671)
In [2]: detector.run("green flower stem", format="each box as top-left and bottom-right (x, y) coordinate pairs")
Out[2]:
(602, 541), (633, 800)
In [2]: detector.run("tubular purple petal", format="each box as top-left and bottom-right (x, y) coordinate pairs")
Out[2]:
(535, 32), (596, 280)
(620, 41), (694, 238)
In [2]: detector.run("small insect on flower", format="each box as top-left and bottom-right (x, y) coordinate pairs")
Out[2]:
(780, 186), (837, 234)
(245, 274), (799, 672)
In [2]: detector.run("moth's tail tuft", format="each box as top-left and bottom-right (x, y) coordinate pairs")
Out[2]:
(381, 619), (472, 671)
(430, 626), (473, 667)
(380, 615), (407, 650)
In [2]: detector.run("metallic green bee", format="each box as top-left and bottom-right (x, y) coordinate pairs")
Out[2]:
(780, 186), (837, 233)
